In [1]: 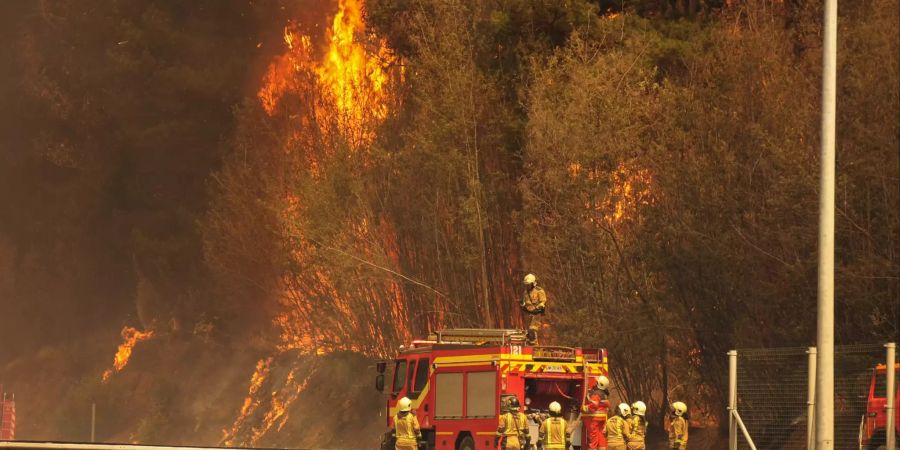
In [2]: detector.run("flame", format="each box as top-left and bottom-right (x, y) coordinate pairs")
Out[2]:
(569, 161), (655, 226)
(257, 0), (394, 148)
(224, 1), (413, 444)
(602, 162), (654, 224)
(317, 0), (391, 122)
(101, 326), (154, 382)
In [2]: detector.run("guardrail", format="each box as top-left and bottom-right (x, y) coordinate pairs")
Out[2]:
(0, 442), (325, 450)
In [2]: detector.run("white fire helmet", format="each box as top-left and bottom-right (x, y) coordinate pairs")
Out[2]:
(617, 403), (631, 416)
(398, 396), (412, 412)
(595, 375), (610, 390)
(523, 273), (537, 285)
(631, 401), (647, 417)
(549, 401), (562, 414)
(672, 401), (687, 416)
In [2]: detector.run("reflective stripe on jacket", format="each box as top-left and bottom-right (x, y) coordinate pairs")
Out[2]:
(498, 411), (528, 437)
(668, 416), (688, 448)
(624, 415), (646, 444)
(393, 413), (421, 446)
(607, 415), (627, 444)
(540, 417), (569, 449)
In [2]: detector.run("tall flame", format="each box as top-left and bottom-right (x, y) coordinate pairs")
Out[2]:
(257, 0), (394, 148)
(224, 0), (407, 444)
(101, 326), (155, 382)
(316, 0), (391, 124)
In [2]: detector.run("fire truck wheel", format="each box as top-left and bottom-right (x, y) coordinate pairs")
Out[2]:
(456, 435), (475, 450)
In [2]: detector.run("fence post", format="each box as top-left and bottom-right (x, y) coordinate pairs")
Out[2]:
(886, 342), (896, 450)
(729, 350), (738, 450)
(807, 347), (816, 450)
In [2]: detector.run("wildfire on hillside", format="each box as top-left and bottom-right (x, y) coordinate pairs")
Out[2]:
(224, 0), (410, 444)
(101, 326), (155, 383)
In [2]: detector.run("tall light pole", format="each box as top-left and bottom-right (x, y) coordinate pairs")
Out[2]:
(815, 0), (838, 448)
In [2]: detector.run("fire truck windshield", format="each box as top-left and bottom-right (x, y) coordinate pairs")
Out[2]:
(874, 372), (899, 398)
(392, 360), (408, 394)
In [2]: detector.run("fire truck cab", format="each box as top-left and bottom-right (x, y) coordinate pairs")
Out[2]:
(376, 328), (609, 450)
(858, 363), (899, 450)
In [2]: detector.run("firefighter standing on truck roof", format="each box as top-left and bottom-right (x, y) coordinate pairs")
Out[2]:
(668, 402), (689, 450)
(540, 401), (570, 450)
(624, 401), (647, 450)
(606, 403), (631, 450)
(520, 273), (547, 345)
(582, 376), (610, 450)
(497, 396), (530, 450)
(393, 397), (421, 450)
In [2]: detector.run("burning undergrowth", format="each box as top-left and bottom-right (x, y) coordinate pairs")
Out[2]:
(221, 351), (384, 449)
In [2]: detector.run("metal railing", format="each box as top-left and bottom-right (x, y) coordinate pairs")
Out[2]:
(728, 343), (897, 450)
(0, 443), (324, 450)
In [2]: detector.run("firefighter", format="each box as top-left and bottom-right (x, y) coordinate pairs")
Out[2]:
(393, 397), (421, 450)
(581, 376), (610, 450)
(540, 401), (570, 450)
(668, 402), (688, 450)
(624, 401), (647, 450)
(520, 273), (547, 345)
(623, 401), (647, 450)
(497, 396), (530, 450)
(606, 403), (630, 450)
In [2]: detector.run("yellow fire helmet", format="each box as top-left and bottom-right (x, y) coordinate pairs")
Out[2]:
(523, 273), (537, 285)
(672, 401), (687, 416)
(398, 396), (412, 412)
(549, 401), (562, 414)
(631, 401), (647, 417)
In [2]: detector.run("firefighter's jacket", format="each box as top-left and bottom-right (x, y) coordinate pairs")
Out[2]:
(522, 286), (547, 315)
(539, 416), (570, 449)
(497, 411), (529, 449)
(606, 414), (628, 446)
(668, 415), (688, 449)
(624, 415), (647, 445)
(393, 412), (421, 449)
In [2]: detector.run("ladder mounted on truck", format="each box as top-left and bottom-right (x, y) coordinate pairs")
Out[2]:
(425, 328), (527, 346)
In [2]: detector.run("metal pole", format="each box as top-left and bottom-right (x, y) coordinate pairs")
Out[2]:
(807, 347), (817, 450)
(886, 343), (896, 450)
(91, 403), (96, 443)
(815, 0), (838, 448)
(732, 410), (759, 450)
(729, 350), (738, 450)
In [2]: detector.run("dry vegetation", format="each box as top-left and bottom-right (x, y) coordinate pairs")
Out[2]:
(0, 0), (896, 445)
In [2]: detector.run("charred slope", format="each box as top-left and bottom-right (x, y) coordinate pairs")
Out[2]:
(0, 334), (385, 449)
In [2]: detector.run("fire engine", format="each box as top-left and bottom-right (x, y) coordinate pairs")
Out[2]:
(0, 385), (15, 441)
(858, 363), (899, 450)
(375, 329), (609, 450)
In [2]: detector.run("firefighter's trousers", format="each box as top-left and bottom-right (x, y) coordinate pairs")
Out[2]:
(583, 416), (606, 450)
(395, 442), (417, 450)
(503, 435), (522, 450)
(626, 443), (645, 450)
(607, 442), (627, 450)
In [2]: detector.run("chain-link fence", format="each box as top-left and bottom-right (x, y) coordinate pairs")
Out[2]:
(730, 343), (896, 450)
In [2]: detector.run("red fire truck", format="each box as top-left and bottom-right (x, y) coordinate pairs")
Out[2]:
(375, 329), (609, 450)
(0, 385), (15, 441)
(858, 363), (899, 450)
